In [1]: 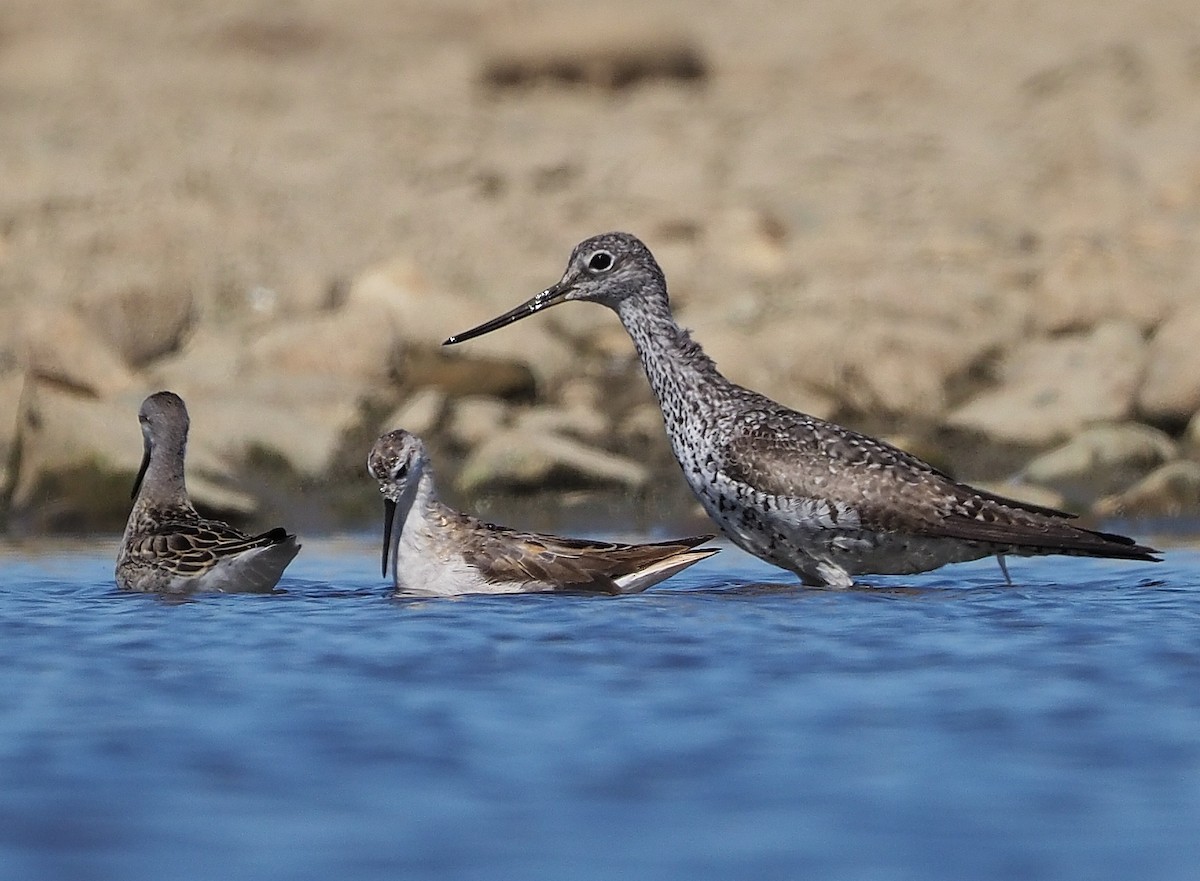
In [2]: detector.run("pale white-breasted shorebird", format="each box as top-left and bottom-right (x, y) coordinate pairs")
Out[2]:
(444, 232), (1160, 588)
(116, 391), (301, 593)
(367, 429), (717, 596)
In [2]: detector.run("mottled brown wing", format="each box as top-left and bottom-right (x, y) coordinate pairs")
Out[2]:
(924, 508), (1157, 558)
(721, 408), (1072, 517)
(127, 517), (295, 575)
(719, 409), (1157, 559)
(448, 512), (714, 593)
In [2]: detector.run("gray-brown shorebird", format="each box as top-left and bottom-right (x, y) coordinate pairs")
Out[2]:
(116, 391), (301, 593)
(368, 428), (717, 596)
(444, 231), (1160, 588)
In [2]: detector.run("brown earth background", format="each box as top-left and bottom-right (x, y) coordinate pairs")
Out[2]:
(2, 0), (1200, 535)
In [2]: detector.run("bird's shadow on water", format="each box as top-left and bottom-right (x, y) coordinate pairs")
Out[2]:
(673, 572), (1145, 601)
(680, 580), (972, 600)
(281, 580), (382, 600)
(104, 579), (387, 604)
(108, 551), (1176, 605)
(674, 551), (1182, 600)
(97, 568), (1176, 607)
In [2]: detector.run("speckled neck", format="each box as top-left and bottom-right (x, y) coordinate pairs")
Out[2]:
(615, 292), (728, 435)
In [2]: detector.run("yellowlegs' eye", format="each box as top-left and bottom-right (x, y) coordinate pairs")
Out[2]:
(586, 250), (614, 273)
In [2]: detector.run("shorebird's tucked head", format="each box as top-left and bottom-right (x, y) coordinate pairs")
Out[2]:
(131, 390), (190, 501)
(367, 429), (428, 500)
(443, 232), (665, 346)
(367, 429), (430, 578)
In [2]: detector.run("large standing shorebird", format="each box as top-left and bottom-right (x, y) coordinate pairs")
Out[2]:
(367, 429), (717, 596)
(116, 391), (301, 593)
(444, 232), (1160, 587)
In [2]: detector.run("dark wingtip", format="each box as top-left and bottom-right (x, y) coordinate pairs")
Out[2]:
(652, 534), (718, 551)
(1123, 546), (1163, 563)
(258, 527), (294, 544)
(1086, 528), (1162, 561)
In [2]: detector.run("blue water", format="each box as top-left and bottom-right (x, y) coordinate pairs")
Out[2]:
(1, 536), (1197, 881)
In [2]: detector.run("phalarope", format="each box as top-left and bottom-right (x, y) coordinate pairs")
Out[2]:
(116, 391), (301, 593)
(367, 428), (717, 596)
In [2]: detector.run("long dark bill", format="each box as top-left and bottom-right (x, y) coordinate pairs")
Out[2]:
(130, 442), (151, 500)
(380, 498), (398, 578)
(443, 284), (567, 346)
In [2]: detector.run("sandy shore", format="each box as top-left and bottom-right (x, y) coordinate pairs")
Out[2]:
(2, 0), (1199, 531)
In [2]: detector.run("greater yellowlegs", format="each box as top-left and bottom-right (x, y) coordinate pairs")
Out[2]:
(445, 232), (1160, 587)
(116, 391), (301, 593)
(367, 429), (717, 596)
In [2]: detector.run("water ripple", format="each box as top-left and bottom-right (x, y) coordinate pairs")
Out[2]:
(0, 538), (1197, 880)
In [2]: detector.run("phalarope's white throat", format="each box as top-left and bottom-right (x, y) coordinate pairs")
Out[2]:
(367, 428), (717, 596)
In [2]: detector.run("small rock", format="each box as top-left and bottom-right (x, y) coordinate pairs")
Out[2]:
(457, 429), (649, 494)
(379, 388), (446, 438)
(710, 207), (789, 276)
(403, 350), (536, 400)
(479, 11), (707, 91)
(446, 396), (512, 450)
(348, 254), (559, 392)
(557, 377), (603, 412)
(516, 404), (609, 444)
(1021, 423), (1178, 507)
(1188, 410), (1200, 448)
(1137, 301), (1200, 424)
(181, 376), (377, 481)
(9, 383), (250, 529)
(175, 476), (258, 519)
(1093, 461), (1200, 518)
(147, 326), (244, 394)
(616, 402), (667, 446)
(947, 321), (1146, 446)
(19, 306), (138, 398)
(881, 435), (955, 477)
(0, 306), (22, 373)
(970, 480), (1069, 514)
(347, 256), (452, 341)
(245, 301), (401, 384)
(542, 305), (638, 361)
(1035, 234), (1166, 333)
(0, 370), (27, 491)
(151, 318), (393, 481)
(685, 309), (950, 422)
(74, 281), (195, 367)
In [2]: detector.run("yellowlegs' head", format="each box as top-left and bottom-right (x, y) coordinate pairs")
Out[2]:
(131, 391), (190, 500)
(368, 429), (430, 577)
(443, 231), (665, 345)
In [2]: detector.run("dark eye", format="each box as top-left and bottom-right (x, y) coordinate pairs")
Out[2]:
(586, 251), (614, 273)
(393, 463), (409, 480)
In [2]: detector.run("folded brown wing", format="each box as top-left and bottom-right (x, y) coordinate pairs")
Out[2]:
(719, 409), (1157, 561)
(129, 517), (297, 575)
(453, 514), (715, 592)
